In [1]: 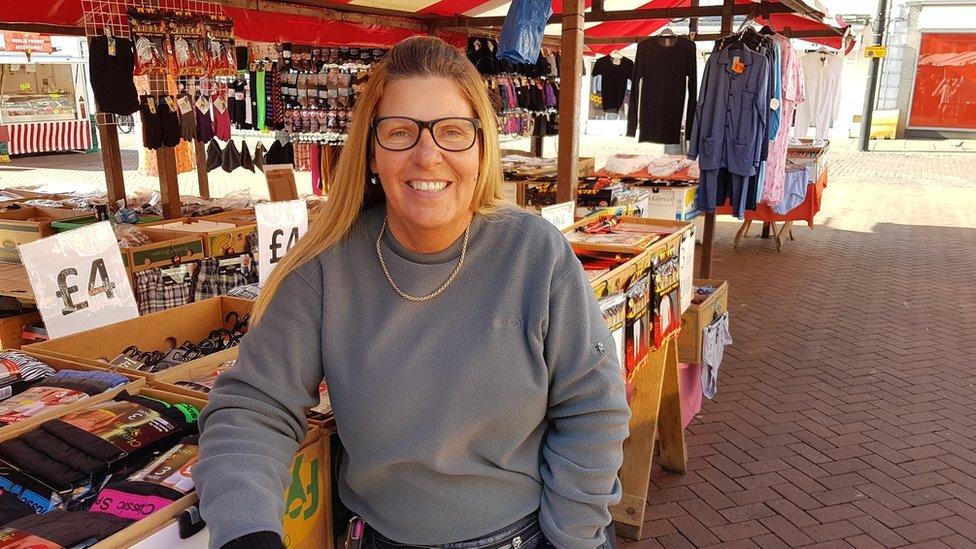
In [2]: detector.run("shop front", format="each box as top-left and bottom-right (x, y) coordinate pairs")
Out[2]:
(0, 33), (94, 156)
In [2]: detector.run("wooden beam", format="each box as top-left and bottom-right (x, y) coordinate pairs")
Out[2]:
(720, 0), (735, 35)
(0, 24), (83, 35)
(95, 113), (126, 209)
(462, 3), (795, 28)
(585, 28), (846, 44)
(156, 147), (182, 219)
(556, 0), (585, 204)
(689, 0), (699, 38)
(194, 141), (210, 199)
(217, 0), (429, 30)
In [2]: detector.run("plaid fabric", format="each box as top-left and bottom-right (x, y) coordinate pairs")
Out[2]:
(134, 268), (192, 316)
(193, 256), (255, 301)
(192, 258), (221, 302)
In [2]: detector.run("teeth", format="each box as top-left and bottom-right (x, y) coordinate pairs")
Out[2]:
(410, 181), (448, 192)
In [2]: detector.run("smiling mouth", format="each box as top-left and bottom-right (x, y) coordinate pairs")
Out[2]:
(407, 180), (452, 192)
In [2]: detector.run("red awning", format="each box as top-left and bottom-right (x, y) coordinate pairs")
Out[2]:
(0, 0), (846, 50)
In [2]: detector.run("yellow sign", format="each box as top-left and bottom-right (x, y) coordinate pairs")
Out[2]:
(864, 45), (887, 58)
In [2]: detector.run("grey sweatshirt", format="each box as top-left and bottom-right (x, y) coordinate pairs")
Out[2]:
(196, 205), (631, 549)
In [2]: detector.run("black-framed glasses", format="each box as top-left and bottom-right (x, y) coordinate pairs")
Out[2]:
(372, 116), (481, 152)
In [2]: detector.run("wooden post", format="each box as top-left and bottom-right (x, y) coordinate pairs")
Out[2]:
(698, 0), (735, 279)
(556, 0), (585, 204)
(150, 77), (182, 219)
(194, 141), (210, 199)
(530, 135), (544, 157)
(95, 113), (126, 209)
(611, 338), (687, 539)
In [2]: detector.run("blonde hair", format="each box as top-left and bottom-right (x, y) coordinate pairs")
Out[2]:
(253, 36), (504, 321)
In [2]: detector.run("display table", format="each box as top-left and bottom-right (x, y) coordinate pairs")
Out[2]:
(716, 168), (828, 251)
(2, 119), (92, 155)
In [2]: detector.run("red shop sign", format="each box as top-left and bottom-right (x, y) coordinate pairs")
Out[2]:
(1, 32), (53, 54)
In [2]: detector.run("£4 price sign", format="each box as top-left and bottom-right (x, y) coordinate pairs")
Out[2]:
(18, 221), (138, 338)
(256, 199), (309, 284)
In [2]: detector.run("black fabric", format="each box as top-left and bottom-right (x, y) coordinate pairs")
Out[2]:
(40, 370), (128, 394)
(0, 489), (35, 525)
(264, 140), (294, 165)
(591, 55), (635, 112)
(100, 479), (185, 502)
(236, 45), (250, 71)
(89, 36), (140, 115)
(254, 141), (266, 172)
(627, 35), (698, 144)
(139, 96), (162, 150)
(158, 96), (181, 148)
(40, 421), (127, 463)
(222, 531), (286, 549)
(207, 140), (223, 172)
(241, 141), (254, 172)
(221, 140), (241, 173)
(178, 93), (196, 143)
(249, 70), (259, 127)
(4, 509), (131, 546)
(0, 437), (92, 489)
(34, 378), (105, 396)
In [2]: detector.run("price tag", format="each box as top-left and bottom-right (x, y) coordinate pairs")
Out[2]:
(679, 228), (696, 313)
(540, 201), (575, 231)
(256, 200), (309, 284)
(18, 222), (138, 339)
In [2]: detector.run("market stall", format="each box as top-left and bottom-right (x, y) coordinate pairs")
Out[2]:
(0, 34), (93, 156)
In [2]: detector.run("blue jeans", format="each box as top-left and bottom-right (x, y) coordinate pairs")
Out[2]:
(363, 513), (616, 549)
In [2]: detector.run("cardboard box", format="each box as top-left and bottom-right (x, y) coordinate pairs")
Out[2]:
(637, 184), (699, 221)
(0, 350), (145, 438)
(147, 217), (256, 258)
(0, 310), (41, 349)
(150, 347), (239, 400)
(123, 228), (206, 273)
(0, 207), (82, 264)
(677, 279), (729, 364)
(565, 216), (693, 255)
(25, 297), (254, 382)
(110, 428), (331, 549)
(0, 387), (209, 548)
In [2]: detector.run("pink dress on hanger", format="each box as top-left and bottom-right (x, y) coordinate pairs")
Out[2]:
(761, 34), (806, 207)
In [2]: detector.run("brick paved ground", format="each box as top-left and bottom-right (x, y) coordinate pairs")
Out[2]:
(618, 147), (976, 548)
(3, 136), (976, 548)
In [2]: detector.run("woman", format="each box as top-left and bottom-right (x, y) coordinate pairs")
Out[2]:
(196, 36), (630, 549)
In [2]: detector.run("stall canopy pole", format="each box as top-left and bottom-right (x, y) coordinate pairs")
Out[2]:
(96, 113), (126, 206)
(858, 0), (889, 152)
(195, 141), (210, 199)
(698, 0), (736, 279)
(556, 0), (585, 204)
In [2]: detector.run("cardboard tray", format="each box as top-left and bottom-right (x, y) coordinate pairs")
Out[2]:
(0, 350), (145, 439)
(565, 216), (693, 255)
(149, 347), (239, 400)
(677, 279), (729, 364)
(146, 215), (256, 258)
(0, 263), (34, 303)
(123, 228), (206, 273)
(0, 206), (85, 264)
(24, 297), (254, 382)
(107, 427), (332, 549)
(0, 310), (41, 350)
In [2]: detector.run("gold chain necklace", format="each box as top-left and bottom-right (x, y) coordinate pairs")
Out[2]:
(375, 216), (470, 302)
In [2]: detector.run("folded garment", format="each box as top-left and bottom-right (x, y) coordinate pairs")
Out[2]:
(0, 490), (34, 525)
(0, 437), (92, 490)
(604, 153), (650, 176)
(0, 352), (56, 398)
(0, 386), (92, 426)
(647, 155), (693, 178)
(1, 508), (131, 546)
(40, 370), (129, 395)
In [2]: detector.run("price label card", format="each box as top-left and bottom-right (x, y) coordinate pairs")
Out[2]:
(256, 200), (309, 284)
(19, 222), (138, 339)
(679, 227), (696, 313)
(541, 201), (576, 231)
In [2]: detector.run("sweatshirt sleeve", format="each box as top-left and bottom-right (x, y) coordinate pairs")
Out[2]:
(538, 253), (631, 548)
(196, 267), (324, 549)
